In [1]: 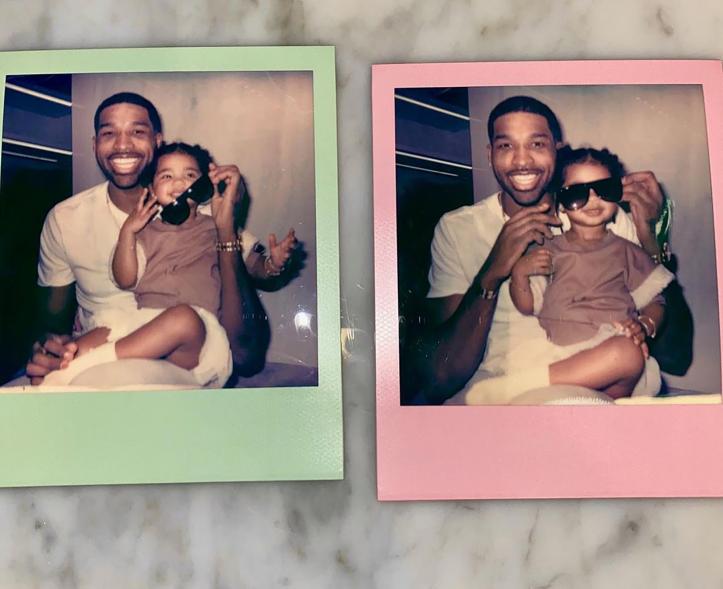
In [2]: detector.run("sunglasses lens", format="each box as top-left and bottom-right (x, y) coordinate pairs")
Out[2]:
(160, 197), (190, 225)
(557, 185), (589, 210)
(593, 177), (623, 203)
(181, 174), (214, 204)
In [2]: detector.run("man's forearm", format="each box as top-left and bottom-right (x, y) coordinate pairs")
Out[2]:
(217, 250), (270, 376)
(649, 280), (693, 376)
(409, 277), (500, 404)
(35, 285), (76, 341)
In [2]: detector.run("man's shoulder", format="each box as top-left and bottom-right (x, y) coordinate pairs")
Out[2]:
(48, 182), (108, 218)
(608, 208), (638, 242)
(437, 192), (502, 233)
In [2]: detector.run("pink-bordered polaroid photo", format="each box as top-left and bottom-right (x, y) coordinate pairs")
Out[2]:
(373, 60), (723, 500)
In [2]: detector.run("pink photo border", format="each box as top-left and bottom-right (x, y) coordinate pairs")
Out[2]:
(373, 60), (723, 500)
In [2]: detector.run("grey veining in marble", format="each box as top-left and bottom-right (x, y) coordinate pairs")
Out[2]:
(1, 0), (722, 587)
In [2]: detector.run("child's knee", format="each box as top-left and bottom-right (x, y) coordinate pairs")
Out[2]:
(607, 336), (645, 379)
(167, 305), (205, 338)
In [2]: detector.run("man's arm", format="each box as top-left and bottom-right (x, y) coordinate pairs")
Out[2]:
(407, 282), (500, 404)
(217, 244), (270, 376)
(623, 171), (693, 375)
(622, 171), (664, 257)
(405, 203), (560, 404)
(26, 205), (83, 383)
(209, 163), (270, 376)
(26, 284), (78, 384)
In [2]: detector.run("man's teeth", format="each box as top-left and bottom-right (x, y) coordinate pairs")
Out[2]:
(510, 172), (539, 187)
(111, 157), (140, 170)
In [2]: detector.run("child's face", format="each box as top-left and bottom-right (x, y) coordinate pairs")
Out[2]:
(151, 152), (202, 207)
(562, 162), (617, 227)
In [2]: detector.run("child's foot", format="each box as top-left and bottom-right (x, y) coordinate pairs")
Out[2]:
(42, 342), (118, 386)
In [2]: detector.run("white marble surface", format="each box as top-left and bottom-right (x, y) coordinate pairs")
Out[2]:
(1, 0), (722, 587)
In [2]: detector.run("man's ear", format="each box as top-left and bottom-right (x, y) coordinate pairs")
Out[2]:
(91, 136), (96, 156)
(486, 144), (492, 166)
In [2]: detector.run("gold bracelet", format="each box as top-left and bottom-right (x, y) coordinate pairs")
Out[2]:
(651, 243), (671, 265)
(264, 256), (283, 276)
(216, 239), (243, 252)
(637, 313), (657, 339)
(475, 282), (498, 300)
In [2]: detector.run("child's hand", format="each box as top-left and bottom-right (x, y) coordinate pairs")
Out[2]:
(614, 317), (649, 358)
(268, 228), (297, 272)
(511, 249), (553, 280)
(121, 190), (158, 235)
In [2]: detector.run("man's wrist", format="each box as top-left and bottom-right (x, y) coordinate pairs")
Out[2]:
(476, 273), (502, 298)
(635, 223), (659, 256)
(637, 313), (657, 339)
(216, 227), (237, 242)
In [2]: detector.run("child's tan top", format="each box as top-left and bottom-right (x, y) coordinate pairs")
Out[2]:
(134, 215), (220, 316)
(535, 232), (672, 346)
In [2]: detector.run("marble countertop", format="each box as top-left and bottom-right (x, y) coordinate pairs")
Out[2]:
(1, 0), (722, 587)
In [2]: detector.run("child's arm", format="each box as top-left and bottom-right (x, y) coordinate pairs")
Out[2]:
(509, 249), (553, 315)
(112, 192), (158, 289)
(112, 229), (140, 289)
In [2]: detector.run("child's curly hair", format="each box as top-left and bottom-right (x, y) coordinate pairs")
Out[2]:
(140, 141), (214, 186)
(553, 145), (627, 191)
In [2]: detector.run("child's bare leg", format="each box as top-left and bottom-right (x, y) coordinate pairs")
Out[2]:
(115, 304), (206, 370)
(42, 305), (205, 386)
(549, 336), (645, 399)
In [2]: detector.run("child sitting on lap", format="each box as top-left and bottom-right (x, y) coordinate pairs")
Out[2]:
(465, 146), (674, 403)
(44, 142), (295, 388)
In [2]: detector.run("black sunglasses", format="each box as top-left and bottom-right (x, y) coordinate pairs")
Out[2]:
(555, 177), (623, 211)
(160, 174), (215, 225)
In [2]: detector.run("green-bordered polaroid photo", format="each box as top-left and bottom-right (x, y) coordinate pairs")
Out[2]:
(0, 47), (342, 486)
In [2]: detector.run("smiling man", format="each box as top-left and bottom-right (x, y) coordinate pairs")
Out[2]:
(408, 95), (680, 404)
(25, 92), (269, 386)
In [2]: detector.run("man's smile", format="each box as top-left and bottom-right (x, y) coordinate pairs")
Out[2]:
(507, 169), (543, 191)
(109, 154), (143, 173)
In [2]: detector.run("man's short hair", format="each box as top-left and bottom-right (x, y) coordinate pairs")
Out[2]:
(93, 92), (163, 134)
(487, 95), (563, 144)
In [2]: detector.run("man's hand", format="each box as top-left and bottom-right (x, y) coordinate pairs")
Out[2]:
(268, 228), (297, 272)
(481, 202), (560, 289)
(209, 163), (245, 240)
(26, 334), (78, 385)
(622, 171), (664, 251)
(614, 318), (649, 359)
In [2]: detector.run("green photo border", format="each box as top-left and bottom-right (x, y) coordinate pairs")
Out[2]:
(0, 47), (342, 486)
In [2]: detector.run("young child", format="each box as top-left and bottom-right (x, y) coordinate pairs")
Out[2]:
(43, 142), (296, 388)
(466, 146), (674, 403)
